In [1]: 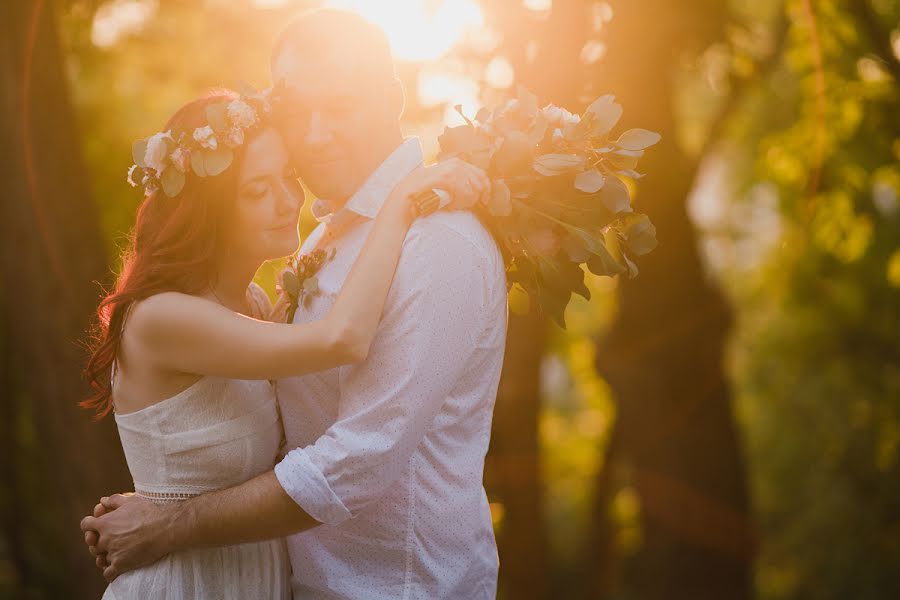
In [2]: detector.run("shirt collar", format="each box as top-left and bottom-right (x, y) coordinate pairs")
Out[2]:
(310, 137), (424, 224)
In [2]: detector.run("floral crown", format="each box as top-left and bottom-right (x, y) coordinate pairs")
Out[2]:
(127, 85), (279, 198)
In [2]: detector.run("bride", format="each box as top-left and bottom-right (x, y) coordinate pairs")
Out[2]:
(82, 89), (488, 599)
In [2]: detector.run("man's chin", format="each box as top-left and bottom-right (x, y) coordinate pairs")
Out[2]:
(306, 180), (354, 204)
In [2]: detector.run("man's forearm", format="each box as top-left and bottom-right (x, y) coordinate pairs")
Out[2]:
(171, 470), (320, 551)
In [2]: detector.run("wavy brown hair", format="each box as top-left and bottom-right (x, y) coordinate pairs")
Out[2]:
(82, 90), (251, 418)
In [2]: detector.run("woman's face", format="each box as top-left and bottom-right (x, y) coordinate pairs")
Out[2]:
(229, 127), (304, 261)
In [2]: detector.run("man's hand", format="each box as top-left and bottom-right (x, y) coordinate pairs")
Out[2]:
(80, 493), (178, 582)
(83, 497), (113, 572)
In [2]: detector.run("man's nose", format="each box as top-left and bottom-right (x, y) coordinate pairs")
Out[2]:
(304, 111), (333, 148)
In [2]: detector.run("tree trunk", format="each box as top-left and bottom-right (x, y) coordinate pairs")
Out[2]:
(0, 1), (132, 597)
(584, 2), (756, 598)
(488, 311), (550, 600)
(485, 3), (592, 598)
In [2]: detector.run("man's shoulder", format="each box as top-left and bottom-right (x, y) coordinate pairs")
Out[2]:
(405, 210), (500, 261)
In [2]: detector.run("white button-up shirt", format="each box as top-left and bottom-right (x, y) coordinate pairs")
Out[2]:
(274, 138), (508, 599)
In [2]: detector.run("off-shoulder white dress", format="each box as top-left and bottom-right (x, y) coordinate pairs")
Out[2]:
(102, 285), (291, 599)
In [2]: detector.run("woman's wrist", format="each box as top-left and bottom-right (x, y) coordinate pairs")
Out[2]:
(384, 188), (417, 227)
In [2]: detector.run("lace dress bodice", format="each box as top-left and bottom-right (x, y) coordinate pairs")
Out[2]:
(103, 286), (290, 599)
(114, 377), (281, 502)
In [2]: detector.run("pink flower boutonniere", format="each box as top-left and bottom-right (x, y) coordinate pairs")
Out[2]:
(276, 248), (336, 323)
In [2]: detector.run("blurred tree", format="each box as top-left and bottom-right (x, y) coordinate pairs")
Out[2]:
(480, 2), (593, 598)
(710, 1), (900, 598)
(0, 1), (131, 598)
(581, 1), (757, 599)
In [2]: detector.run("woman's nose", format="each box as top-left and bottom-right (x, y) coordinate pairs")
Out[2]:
(276, 179), (304, 214)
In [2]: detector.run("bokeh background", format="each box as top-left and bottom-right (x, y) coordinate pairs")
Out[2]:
(2, 0), (899, 598)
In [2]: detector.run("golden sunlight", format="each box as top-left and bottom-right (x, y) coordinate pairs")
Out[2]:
(324, 0), (484, 62)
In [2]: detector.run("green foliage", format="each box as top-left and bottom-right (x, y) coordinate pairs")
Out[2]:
(696, 0), (900, 597)
(437, 87), (660, 328)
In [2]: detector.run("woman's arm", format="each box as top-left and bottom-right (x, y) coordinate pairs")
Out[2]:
(130, 158), (489, 381)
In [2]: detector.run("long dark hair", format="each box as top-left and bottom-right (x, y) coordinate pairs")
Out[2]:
(82, 91), (248, 418)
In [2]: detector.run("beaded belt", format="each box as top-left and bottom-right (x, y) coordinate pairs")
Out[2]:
(135, 488), (204, 503)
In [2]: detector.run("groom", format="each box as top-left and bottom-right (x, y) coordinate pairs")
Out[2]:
(81, 8), (507, 599)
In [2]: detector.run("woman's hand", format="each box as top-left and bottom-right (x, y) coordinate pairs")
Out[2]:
(388, 158), (490, 219)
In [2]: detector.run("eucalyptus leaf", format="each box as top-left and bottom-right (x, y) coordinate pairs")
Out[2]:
(533, 153), (584, 176)
(598, 176), (632, 214)
(163, 135), (176, 154)
(492, 131), (532, 174)
(206, 103), (229, 134)
(624, 253), (639, 277)
(617, 213), (658, 255)
(538, 284), (570, 329)
(586, 245), (626, 277)
(616, 128), (662, 151)
(281, 270), (300, 296)
(585, 95), (623, 135)
(507, 283), (531, 316)
(487, 179), (513, 216)
(563, 234), (592, 262)
(191, 150), (207, 177)
(132, 139), (148, 167)
(607, 152), (640, 171)
(438, 124), (481, 155)
(612, 148), (645, 158)
(575, 168), (606, 193)
(203, 146), (233, 176)
(160, 167), (185, 198)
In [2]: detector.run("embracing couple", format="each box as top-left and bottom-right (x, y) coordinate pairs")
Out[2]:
(79, 8), (507, 600)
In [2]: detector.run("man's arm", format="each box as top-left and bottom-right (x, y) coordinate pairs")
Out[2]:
(82, 471), (319, 580)
(274, 217), (499, 524)
(82, 216), (500, 578)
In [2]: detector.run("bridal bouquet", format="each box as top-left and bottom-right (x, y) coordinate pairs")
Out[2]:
(433, 86), (660, 328)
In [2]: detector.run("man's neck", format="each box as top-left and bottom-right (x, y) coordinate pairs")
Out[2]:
(330, 132), (405, 211)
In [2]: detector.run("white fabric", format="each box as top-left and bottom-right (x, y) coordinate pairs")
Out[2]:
(105, 376), (291, 599)
(275, 137), (508, 599)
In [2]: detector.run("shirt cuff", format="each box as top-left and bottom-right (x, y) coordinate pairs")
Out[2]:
(274, 446), (353, 526)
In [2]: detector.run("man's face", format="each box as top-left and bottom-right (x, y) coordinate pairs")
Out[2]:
(272, 47), (400, 204)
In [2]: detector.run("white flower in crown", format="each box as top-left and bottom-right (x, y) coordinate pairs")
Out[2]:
(257, 87), (274, 113)
(225, 127), (244, 148)
(169, 147), (190, 173)
(126, 164), (140, 187)
(227, 100), (257, 129)
(144, 130), (171, 174)
(193, 125), (218, 150)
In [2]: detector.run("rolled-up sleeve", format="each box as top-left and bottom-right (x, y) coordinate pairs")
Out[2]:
(274, 219), (493, 525)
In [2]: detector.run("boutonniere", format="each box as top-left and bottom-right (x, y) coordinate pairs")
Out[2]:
(276, 248), (336, 323)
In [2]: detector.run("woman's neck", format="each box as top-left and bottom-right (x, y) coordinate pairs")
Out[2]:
(210, 255), (261, 314)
